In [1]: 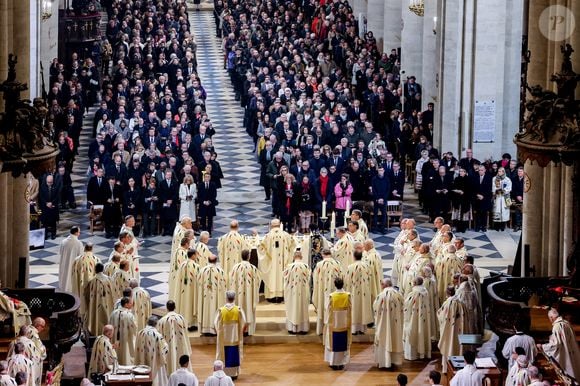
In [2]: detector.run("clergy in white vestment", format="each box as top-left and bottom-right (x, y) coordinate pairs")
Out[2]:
(399, 239), (422, 295)
(422, 266), (440, 340)
(313, 248), (344, 335)
(283, 251), (311, 334)
(130, 279), (152, 332)
(363, 239), (383, 301)
(331, 227), (354, 272)
(462, 263), (482, 307)
(347, 221), (365, 244)
(119, 231), (139, 282)
(0, 360), (17, 386)
(88, 325), (117, 375)
(6, 343), (34, 386)
(323, 277), (352, 370)
(258, 219), (296, 301)
(434, 243), (463, 305)
(135, 317), (169, 386)
(111, 260), (132, 300)
(7, 327), (40, 386)
(429, 218), (446, 258)
(204, 361), (234, 386)
(58, 226), (83, 293)
(83, 263), (115, 336)
(29, 319), (46, 384)
(350, 210), (368, 240)
(217, 220), (248, 278)
(168, 236), (191, 302)
(195, 232), (213, 268)
(229, 250), (261, 336)
(176, 249), (201, 331)
(433, 228), (453, 263)
(437, 286), (467, 373)
(104, 244), (123, 276)
(505, 354), (530, 386)
(214, 291), (247, 379)
(540, 308), (580, 379)
(158, 301), (192, 375)
(403, 276), (433, 360)
(393, 230), (420, 288)
(373, 278), (404, 369)
(526, 366), (543, 386)
(345, 250), (373, 334)
(71, 243), (101, 308)
(449, 350), (484, 386)
(454, 238), (468, 261)
(171, 218), (193, 263)
(109, 297), (137, 365)
(501, 323), (537, 369)
(197, 255), (227, 335)
(401, 243), (432, 296)
(456, 276), (482, 334)
(168, 355), (198, 386)
(0, 288), (31, 338)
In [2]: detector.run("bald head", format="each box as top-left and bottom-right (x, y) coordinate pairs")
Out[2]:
(271, 219), (281, 228)
(381, 278), (392, 289)
(230, 220), (239, 230)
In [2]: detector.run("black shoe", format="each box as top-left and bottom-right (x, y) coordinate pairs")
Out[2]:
(338, 365), (345, 370)
(288, 330), (296, 335)
(243, 332), (249, 337)
(187, 326), (198, 332)
(366, 323), (374, 328)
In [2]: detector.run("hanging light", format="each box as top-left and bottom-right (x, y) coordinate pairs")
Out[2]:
(41, 0), (54, 21)
(409, 0), (425, 17)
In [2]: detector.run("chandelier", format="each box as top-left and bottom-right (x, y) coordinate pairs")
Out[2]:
(41, 0), (54, 21)
(409, 0), (425, 17)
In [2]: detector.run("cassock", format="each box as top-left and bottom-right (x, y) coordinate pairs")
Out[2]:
(0, 291), (31, 335)
(7, 354), (34, 386)
(229, 261), (261, 335)
(313, 258), (344, 335)
(502, 332), (537, 369)
(168, 246), (188, 302)
(363, 248), (383, 300)
(403, 285), (433, 360)
(435, 252), (463, 304)
(258, 228), (296, 299)
(135, 326), (169, 386)
(158, 311), (192, 375)
(437, 295), (467, 371)
(83, 272), (115, 336)
(88, 334), (117, 374)
(168, 368), (198, 386)
(111, 269), (132, 299)
(197, 264), (227, 334)
(373, 287), (404, 368)
(324, 290), (352, 367)
(345, 260), (373, 333)
(542, 316), (580, 379)
(217, 231), (248, 278)
(58, 234), (83, 292)
(456, 281), (482, 334)
(72, 252), (101, 308)
(175, 259), (201, 329)
(450, 364), (485, 386)
(7, 337), (40, 386)
(132, 286), (152, 332)
(214, 303), (246, 378)
(283, 261), (311, 333)
(331, 234), (354, 272)
(109, 308), (137, 365)
(195, 242), (212, 268)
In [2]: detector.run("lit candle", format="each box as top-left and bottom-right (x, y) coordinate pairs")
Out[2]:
(330, 211), (336, 239)
(345, 200), (351, 219)
(322, 200), (327, 218)
(433, 16), (437, 30)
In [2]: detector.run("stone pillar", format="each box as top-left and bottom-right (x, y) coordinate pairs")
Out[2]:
(383, 0), (402, 53)
(400, 2), (424, 81)
(521, 159), (543, 276)
(421, 0), (438, 109)
(366, 0), (384, 52)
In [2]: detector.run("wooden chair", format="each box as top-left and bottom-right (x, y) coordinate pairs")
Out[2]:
(88, 203), (104, 233)
(386, 200), (403, 228)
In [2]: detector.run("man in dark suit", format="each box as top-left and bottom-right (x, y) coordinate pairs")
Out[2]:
(197, 172), (218, 236)
(389, 162), (406, 201)
(103, 176), (123, 238)
(259, 142), (274, 200)
(105, 154), (128, 186)
(158, 169), (178, 236)
(142, 178), (160, 237)
(326, 148), (345, 174)
(427, 166), (453, 223)
(87, 168), (107, 205)
(40, 174), (60, 239)
(472, 165), (493, 232)
(142, 127), (160, 149)
(510, 167), (525, 231)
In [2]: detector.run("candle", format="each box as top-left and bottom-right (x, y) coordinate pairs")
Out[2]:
(330, 211), (336, 239)
(345, 200), (351, 219)
(322, 200), (327, 218)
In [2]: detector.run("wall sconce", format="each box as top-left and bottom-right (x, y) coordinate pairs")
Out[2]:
(41, 0), (54, 21)
(433, 16), (437, 34)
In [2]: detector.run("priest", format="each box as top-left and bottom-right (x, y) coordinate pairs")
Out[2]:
(345, 250), (373, 334)
(214, 291), (247, 380)
(83, 263), (115, 336)
(392, 230), (420, 288)
(195, 231), (213, 267)
(456, 275), (482, 334)
(539, 308), (580, 379)
(175, 249), (201, 332)
(111, 260), (132, 300)
(109, 297), (137, 365)
(449, 350), (484, 386)
(7, 327), (40, 386)
(363, 239), (383, 301)
(6, 343), (34, 386)
(229, 250), (261, 336)
(71, 243), (101, 306)
(313, 249), (344, 335)
(401, 243), (432, 296)
(88, 324), (117, 375)
(171, 217), (193, 261)
(350, 210), (368, 239)
(403, 276), (433, 361)
(399, 239), (422, 295)
(197, 255), (227, 335)
(58, 226), (83, 292)
(437, 286), (467, 373)
(119, 231), (139, 281)
(331, 227), (354, 272)
(422, 266), (440, 340)
(323, 278), (352, 370)
(501, 322), (537, 369)
(168, 237), (191, 302)
(217, 220), (247, 278)
(258, 219), (296, 302)
(136, 316), (169, 386)
(283, 251), (311, 334)
(434, 244), (463, 304)
(104, 244), (123, 276)
(373, 278), (404, 369)
(0, 287), (31, 336)
(129, 279), (151, 332)
(157, 301), (191, 375)
(29, 318), (46, 380)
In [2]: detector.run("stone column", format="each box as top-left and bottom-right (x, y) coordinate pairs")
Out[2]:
(383, 0), (402, 53)
(521, 159), (543, 276)
(400, 2), (424, 81)
(366, 0), (384, 52)
(421, 0), (438, 109)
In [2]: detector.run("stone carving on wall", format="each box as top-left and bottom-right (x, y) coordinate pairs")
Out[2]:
(0, 54), (58, 177)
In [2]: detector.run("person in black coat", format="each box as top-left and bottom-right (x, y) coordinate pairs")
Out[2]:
(450, 168), (472, 233)
(259, 142), (275, 200)
(105, 154), (128, 186)
(142, 178), (160, 237)
(158, 169), (179, 236)
(123, 177), (142, 218)
(510, 166), (525, 231)
(471, 165), (493, 232)
(427, 166), (453, 223)
(87, 168), (107, 206)
(389, 162), (406, 201)
(371, 166), (391, 233)
(297, 175), (315, 233)
(103, 176), (123, 238)
(39, 175), (60, 239)
(197, 172), (218, 235)
(55, 164), (76, 209)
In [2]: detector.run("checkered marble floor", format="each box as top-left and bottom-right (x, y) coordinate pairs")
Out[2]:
(29, 11), (520, 308)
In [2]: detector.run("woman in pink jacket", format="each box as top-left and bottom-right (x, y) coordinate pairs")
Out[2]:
(334, 173), (353, 225)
